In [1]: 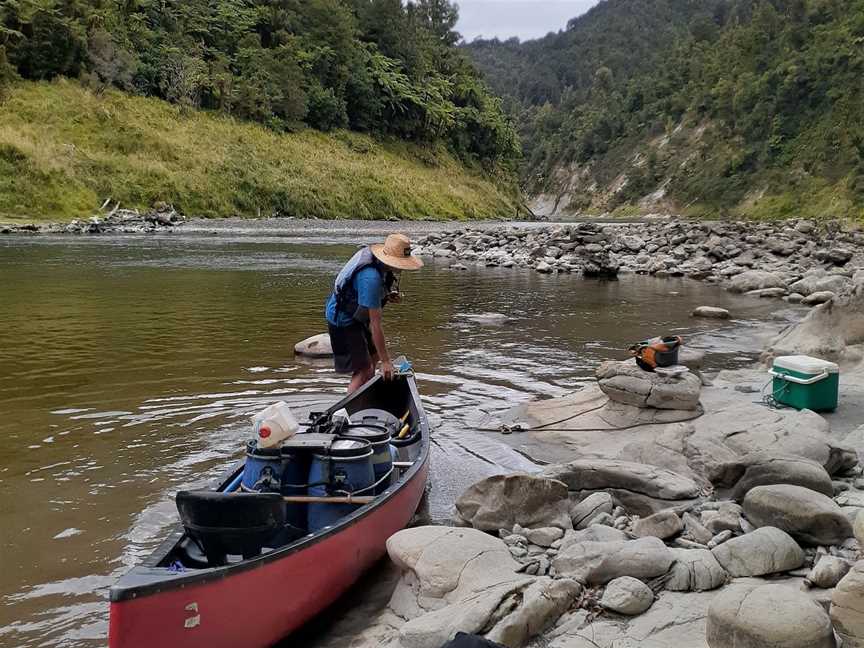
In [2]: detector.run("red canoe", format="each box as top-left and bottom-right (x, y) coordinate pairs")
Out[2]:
(108, 374), (430, 648)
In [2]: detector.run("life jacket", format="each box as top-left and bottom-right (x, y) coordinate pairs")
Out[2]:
(629, 335), (682, 372)
(331, 247), (395, 322)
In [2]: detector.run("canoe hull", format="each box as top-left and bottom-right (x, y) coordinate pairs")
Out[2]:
(109, 457), (427, 648)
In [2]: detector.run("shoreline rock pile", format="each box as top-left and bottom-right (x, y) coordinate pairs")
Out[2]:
(1, 204), (185, 235)
(370, 337), (864, 648)
(415, 219), (864, 304)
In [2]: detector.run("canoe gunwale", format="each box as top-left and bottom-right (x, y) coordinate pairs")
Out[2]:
(109, 373), (429, 603)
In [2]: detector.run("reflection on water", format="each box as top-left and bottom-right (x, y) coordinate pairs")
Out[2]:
(0, 229), (795, 647)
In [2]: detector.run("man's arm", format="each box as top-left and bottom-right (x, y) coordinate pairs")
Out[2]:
(368, 308), (394, 379)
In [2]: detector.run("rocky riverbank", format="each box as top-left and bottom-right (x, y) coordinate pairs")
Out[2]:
(310, 281), (864, 648)
(0, 205), (185, 235)
(415, 219), (864, 306)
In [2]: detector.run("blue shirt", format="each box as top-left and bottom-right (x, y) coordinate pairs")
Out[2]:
(325, 266), (385, 327)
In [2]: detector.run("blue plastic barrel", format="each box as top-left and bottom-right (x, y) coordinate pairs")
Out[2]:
(281, 448), (311, 529)
(342, 425), (394, 494)
(307, 438), (374, 532)
(241, 440), (283, 493)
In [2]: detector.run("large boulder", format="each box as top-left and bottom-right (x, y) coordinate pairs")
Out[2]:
(665, 548), (726, 592)
(455, 474), (572, 532)
(570, 492), (614, 529)
(294, 333), (333, 357)
(483, 578), (582, 648)
(386, 526), (522, 617)
(743, 484), (853, 546)
(830, 560), (864, 647)
(763, 285), (864, 364)
(711, 527), (804, 577)
(542, 459), (702, 517)
(707, 452), (834, 500)
(387, 527), (581, 648)
(688, 388), (857, 477)
(789, 272), (852, 297)
(632, 510), (683, 540)
(808, 556), (852, 589)
(728, 270), (789, 293)
(559, 525), (628, 549)
(596, 359), (702, 410)
(692, 306), (730, 319)
(707, 583), (836, 648)
(552, 536), (674, 585)
(600, 576), (654, 616)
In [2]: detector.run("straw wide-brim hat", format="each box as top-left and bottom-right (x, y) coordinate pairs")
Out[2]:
(371, 233), (424, 271)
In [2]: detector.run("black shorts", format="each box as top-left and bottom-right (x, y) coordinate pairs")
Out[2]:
(328, 322), (377, 374)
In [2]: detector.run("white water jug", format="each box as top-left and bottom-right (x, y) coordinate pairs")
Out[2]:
(251, 402), (299, 449)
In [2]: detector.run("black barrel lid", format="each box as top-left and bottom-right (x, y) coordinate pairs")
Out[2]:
(352, 408), (400, 432)
(343, 425), (390, 444)
(329, 437), (372, 458)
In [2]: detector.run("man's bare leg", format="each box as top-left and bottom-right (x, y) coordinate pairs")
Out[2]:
(347, 363), (374, 394)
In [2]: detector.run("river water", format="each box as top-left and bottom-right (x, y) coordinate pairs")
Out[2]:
(0, 222), (796, 647)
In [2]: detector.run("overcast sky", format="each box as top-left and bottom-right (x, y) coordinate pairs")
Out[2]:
(457, 0), (602, 42)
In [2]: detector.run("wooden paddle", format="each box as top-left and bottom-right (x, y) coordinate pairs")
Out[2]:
(283, 495), (375, 505)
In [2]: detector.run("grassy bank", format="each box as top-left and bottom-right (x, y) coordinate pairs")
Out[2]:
(0, 80), (520, 223)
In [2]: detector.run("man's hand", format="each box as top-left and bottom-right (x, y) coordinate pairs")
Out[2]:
(380, 359), (395, 380)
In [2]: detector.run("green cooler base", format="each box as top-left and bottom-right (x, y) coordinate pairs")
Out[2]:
(772, 372), (839, 412)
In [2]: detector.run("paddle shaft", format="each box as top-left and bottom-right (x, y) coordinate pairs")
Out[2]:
(283, 495), (375, 505)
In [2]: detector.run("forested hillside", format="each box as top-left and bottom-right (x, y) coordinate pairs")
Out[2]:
(466, 0), (864, 220)
(0, 0), (524, 221)
(1, 0), (517, 168)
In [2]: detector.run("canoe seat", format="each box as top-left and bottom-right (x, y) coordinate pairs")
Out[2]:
(176, 490), (301, 567)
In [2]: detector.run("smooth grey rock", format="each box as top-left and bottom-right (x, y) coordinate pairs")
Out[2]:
(711, 527), (804, 577)
(525, 526), (564, 548)
(803, 290), (836, 305)
(666, 548), (727, 592)
(763, 286), (864, 366)
(746, 287), (787, 299)
(535, 261), (553, 273)
(386, 526), (522, 619)
(600, 576), (654, 615)
(543, 459), (701, 518)
(807, 555), (852, 589)
(831, 560), (864, 647)
(552, 536), (674, 585)
(293, 332), (333, 357)
(692, 306), (730, 319)
(743, 484), (853, 546)
(455, 474), (572, 532)
(632, 510), (683, 540)
(729, 270), (788, 293)
(708, 452), (834, 500)
(682, 512), (714, 545)
(856, 509), (864, 547)
(559, 525), (628, 550)
(702, 503), (742, 535)
(707, 530), (734, 549)
(707, 583), (836, 648)
(570, 492), (614, 529)
(588, 512), (614, 527)
(596, 358), (702, 410)
(502, 534), (526, 547)
(484, 578), (582, 647)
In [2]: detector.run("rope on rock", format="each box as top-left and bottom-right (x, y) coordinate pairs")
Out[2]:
(475, 398), (705, 434)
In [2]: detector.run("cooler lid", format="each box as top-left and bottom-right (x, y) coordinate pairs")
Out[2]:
(773, 355), (839, 375)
